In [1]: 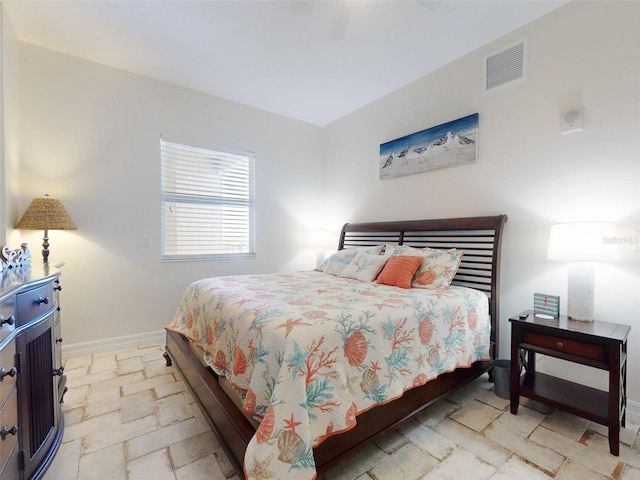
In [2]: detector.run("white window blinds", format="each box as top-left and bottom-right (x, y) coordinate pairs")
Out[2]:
(161, 140), (255, 260)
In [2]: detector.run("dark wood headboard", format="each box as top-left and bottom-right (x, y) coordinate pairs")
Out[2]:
(338, 215), (508, 360)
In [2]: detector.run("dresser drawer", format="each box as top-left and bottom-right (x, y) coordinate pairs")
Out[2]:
(524, 330), (605, 362)
(0, 389), (18, 472)
(0, 342), (16, 407)
(16, 282), (54, 327)
(0, 297), (16, 343)
(0, 441), (19, 479)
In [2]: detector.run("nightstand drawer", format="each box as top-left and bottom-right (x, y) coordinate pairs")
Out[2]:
(524, 330), (605, 361)
(16, 283), (54, 327)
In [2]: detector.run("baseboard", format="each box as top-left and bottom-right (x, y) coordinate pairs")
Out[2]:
(628, 399), (640, 425)
(62, 330), (166, 359)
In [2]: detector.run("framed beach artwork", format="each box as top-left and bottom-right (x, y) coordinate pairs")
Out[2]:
(380, 113), (479, 179)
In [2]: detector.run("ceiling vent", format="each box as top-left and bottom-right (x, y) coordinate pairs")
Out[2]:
(483, 39), (527, 92)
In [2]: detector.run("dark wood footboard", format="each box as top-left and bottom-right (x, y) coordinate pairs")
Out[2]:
(165, 328), (491, 475)
(165, 329), (252, 474)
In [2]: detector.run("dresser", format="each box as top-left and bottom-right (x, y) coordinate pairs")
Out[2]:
(0, 263), (66, 479)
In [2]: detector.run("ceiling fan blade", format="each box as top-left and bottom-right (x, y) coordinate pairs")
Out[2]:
(415, 1), (437, 11)
(330, 2), (351, 40)
(290, 2), (314, 15)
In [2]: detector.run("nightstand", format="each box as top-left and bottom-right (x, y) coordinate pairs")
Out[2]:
(509, 310), (630, 456)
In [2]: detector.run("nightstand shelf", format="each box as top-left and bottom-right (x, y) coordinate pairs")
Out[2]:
(519, 372), (609, 424)
(510, 310), (630, 456)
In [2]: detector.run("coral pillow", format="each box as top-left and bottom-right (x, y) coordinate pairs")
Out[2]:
(411, 249), (464, 289)
(376, 255), (423, 289)
(390, 245), (464, 289)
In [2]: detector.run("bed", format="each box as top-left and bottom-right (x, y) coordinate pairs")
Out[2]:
(163, 214), (507, 479)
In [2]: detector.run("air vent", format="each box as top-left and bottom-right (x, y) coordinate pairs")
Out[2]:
(484, 39), (527, 92)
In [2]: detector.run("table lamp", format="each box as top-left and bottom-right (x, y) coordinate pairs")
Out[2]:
(16, 194), (77, 263)
(547, 222), (619, 321)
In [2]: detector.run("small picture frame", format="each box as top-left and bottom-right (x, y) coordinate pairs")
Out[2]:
(534, 293), (560, 318)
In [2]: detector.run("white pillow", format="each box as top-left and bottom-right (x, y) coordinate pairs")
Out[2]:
(319, 246), (383, 276)
(340, 252), (390, 282)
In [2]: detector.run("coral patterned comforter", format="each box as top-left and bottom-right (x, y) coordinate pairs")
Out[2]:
(167, 270), (490, 479)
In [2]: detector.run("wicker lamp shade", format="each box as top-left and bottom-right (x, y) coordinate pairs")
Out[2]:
(16, 194), (77, 263)
(16, 195), (77, 231)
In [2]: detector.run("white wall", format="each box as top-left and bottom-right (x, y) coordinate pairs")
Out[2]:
(322, 1), (640, 400)
(17, 45), (324, 346)
(0, 5), (21, 246)
(0, 6), (5, 245)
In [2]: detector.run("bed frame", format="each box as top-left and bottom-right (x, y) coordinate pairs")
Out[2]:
(164, 214), (507, 475)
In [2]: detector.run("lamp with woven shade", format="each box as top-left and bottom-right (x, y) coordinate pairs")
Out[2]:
(16, 194), (77, 263)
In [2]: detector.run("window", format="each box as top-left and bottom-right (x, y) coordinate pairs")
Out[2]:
(161, 139), (255, 260)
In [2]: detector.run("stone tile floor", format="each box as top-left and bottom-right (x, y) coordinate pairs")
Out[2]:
(45, 344), (640, 479)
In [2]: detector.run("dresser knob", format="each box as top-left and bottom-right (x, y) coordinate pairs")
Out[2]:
(35, 296), (50, 307)
(53, 367), (64, 377)
(54, 285), (62, 292)
(56, 337), (63, 344)
(0, 367), (17, 381)
(0, 315), (15, 328)
(1, 424), (18, 441)
(557, 342), (564, 348)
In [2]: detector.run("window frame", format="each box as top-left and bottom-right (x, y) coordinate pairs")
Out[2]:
(160, 138), (256, 261)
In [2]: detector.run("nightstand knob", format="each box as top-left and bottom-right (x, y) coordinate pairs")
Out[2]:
(557, 342), (564, 348)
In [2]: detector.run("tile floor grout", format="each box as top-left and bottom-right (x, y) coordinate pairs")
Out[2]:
(44, 344), (640, 480)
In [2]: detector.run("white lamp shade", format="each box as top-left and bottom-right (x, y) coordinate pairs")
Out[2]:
(547, 222), (620, 262)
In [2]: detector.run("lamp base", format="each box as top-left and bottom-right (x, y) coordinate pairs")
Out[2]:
(567, 262), (594, 321)
(42, 230), (50, 264)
